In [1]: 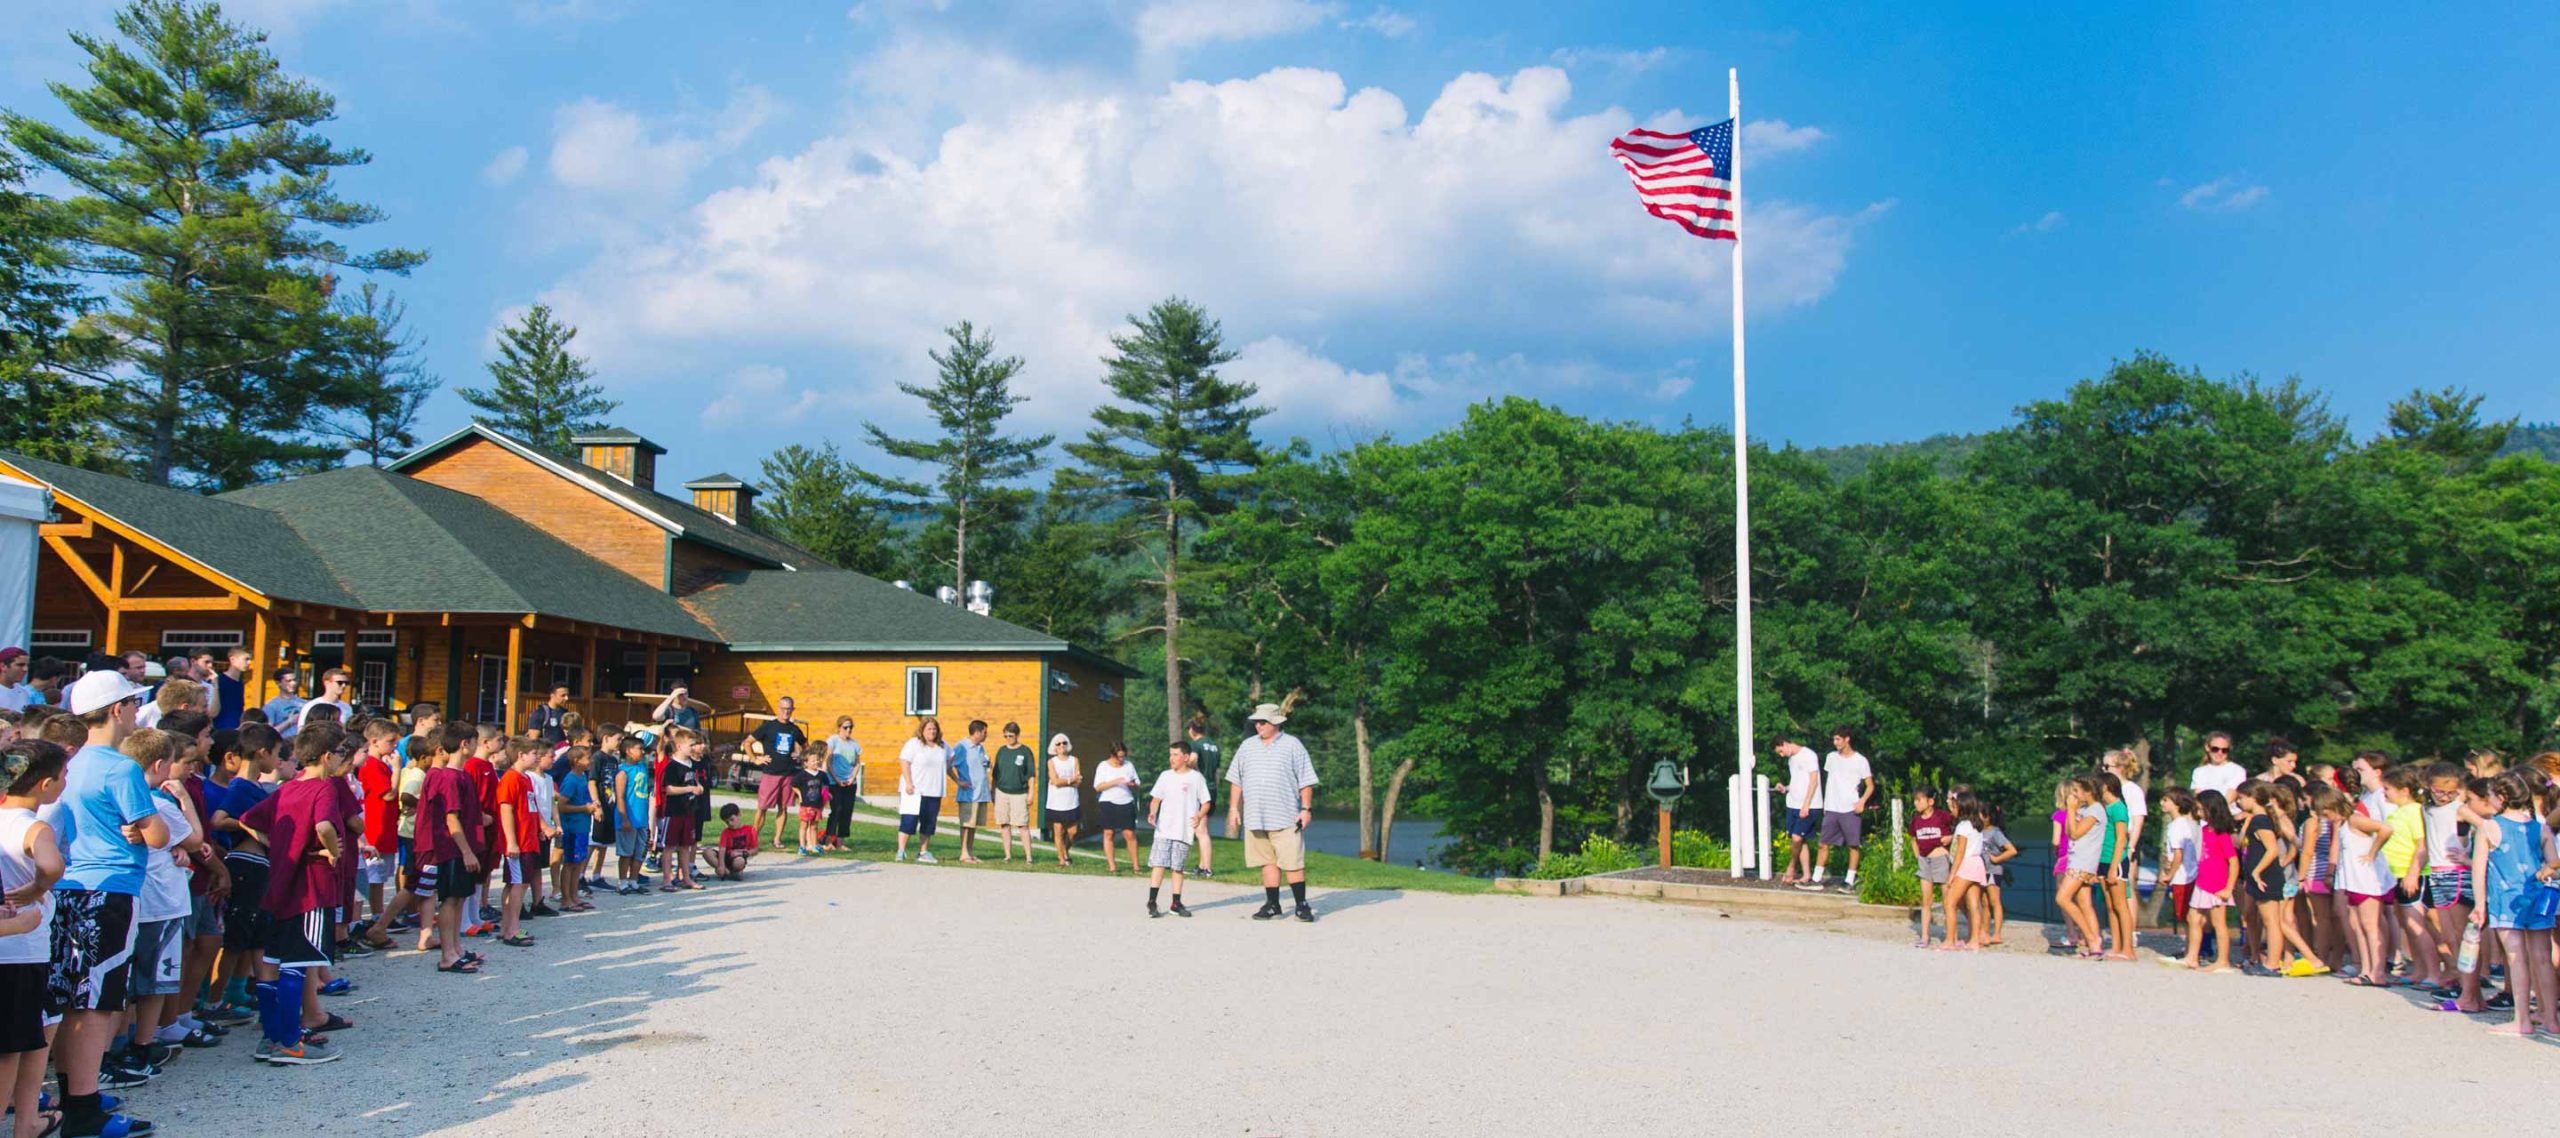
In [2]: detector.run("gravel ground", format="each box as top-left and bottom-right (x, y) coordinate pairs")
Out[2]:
(123, 859), (2550, 1136)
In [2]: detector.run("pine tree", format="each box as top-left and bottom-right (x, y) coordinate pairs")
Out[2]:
(0, 144), (119, 471)
(3, 0), (426, 487)
(460, 304), (617, 452)
(756, 442), (902, 575)
(862, 321), (1054, 597)
(314, 283), (436, 465)
(1061, 297), (1269, 741)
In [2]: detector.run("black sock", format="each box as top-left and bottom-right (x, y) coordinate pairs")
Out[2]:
(1290, 881), (1307, 906)
(1148, 886), (1159, 904)
(1171, 893), (1182, 906)
(1265, 886), (1281, 907)
(66, 1092), (100, 1120)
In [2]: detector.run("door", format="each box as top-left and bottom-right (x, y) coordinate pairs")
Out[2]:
(476, 656), (506, 724)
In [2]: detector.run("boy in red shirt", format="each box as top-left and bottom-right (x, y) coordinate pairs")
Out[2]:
(715, 803), (756, 879)
(408, 722), (483, 973)
(353, 720), (401, 932)
(493, 742), (540, 947)
(239, 728), (353, 1065)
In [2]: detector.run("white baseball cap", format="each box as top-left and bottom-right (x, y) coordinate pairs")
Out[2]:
(67, 671), (149, 716)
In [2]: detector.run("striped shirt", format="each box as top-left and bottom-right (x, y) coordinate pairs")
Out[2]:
(1225, 731), (1317, 832)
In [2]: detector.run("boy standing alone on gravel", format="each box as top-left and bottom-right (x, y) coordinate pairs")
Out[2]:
(1147, 740), (1211, 918)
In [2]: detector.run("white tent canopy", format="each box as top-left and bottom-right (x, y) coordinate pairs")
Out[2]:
(0, 476), (52, 652)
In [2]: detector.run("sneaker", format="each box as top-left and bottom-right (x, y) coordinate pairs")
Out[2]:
(1251, 902), (1283, 921)
(1170, 901), (1192, 918)
(319, 978), (353, 996)
(1194, 867), (1213, 878)
(1294, 904), (1316, 923)
(643, 857), (662, 874)
(1793, 881), (1825, 892)
(198, 1004), (252, 1027)
(265, 1036), (342, 1066)
(253, 1038), (279, 1064)
(337, 939), (373, 958)
(1147, 901), (1162, 919)
(99, 1064), (152, 1090)
(916, 851), (939, 865)
(387, 914), (421, 932)
(619, 883), (646, 896)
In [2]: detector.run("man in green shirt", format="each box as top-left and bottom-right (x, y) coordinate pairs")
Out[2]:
(1186, 713), (1220, 877)
(990, 721), (1038, 862)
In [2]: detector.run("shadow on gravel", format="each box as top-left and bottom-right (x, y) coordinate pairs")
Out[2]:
(121, 857), (859, 1135)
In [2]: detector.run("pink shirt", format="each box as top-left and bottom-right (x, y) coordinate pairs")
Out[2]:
(2195, 828), (2237, 894)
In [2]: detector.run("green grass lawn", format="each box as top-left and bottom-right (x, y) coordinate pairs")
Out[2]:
(704, 790), (1489, 895)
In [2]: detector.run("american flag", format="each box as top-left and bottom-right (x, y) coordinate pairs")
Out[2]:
(1611, 119), (1735, 241)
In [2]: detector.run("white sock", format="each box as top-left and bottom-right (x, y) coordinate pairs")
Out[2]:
(1811, 868), (1826, 882)
(1846, 870), (1860, 884)
(155, 1023), (190, 1043)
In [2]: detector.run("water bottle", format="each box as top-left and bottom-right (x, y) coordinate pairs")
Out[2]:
(2458, 924), (2481, 975)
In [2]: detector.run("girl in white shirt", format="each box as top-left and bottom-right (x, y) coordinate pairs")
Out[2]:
(1938, 791), (1989, 952)
(1091, 743), (1142, 874)
(1044, 734), (1081, 868)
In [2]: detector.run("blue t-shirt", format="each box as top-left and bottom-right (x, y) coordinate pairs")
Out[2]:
(618, 762), (655, 827)
(56, 745), (159, 894)
(949, 739), (990, 802)
(826, 737), (862, 784)
(218, 777), (272, 846)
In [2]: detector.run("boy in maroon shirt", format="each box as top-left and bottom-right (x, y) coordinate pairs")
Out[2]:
(411, 722), (483, 972)
(461, 726), (503, 936)
(239, 729), (353, 1065)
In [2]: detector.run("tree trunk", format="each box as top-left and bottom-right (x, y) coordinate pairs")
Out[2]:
(953, 497), (968, 600)
(1378, 754), (1416, 864)
(1353, 699), (1376, 859)
(1534, 761), (1555, 862)
(1162, 506), (1182, 743)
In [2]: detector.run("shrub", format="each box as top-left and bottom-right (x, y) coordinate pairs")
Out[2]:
(1855, 829), (1920, 906)
(1527, 834), (1648, 879)
(1670, 829), (1730, 869)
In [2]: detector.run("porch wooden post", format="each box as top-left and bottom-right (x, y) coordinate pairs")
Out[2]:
(102, 545), (125, 653)
(250, 609), (270, 706)
(504, 624), (524, 735)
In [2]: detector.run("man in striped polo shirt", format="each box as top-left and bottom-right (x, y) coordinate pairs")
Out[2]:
(1225, 703), (1318, 923)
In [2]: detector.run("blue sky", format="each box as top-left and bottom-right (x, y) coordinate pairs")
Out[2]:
(5, 1), (2556, 486)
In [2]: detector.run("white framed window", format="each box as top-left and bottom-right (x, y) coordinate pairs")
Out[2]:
(1097, 682), (1117, 703)
(31, 630), (92, 649)
(1048, 667), (1077, 693)
(358, 660), (389, 707)
(357, 631), (395, 649)
(160, 630), (243, 650)
(904, 666), (939, 716)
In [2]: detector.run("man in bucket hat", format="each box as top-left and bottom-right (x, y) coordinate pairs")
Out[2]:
(1226, 703), (1318, 923)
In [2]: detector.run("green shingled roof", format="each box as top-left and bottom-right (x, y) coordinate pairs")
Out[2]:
(0, 451), (362, 610)
(389, 424), (824, 571)
(218, 466), (718, 641)
(682, 569), (1067, 652)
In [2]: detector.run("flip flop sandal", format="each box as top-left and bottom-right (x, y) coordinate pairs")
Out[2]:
(312, 1013), (354, 1033)
(437, 959), (481, 974)
(500, 934), (537, 947)
(96, 1114), (151, 1138)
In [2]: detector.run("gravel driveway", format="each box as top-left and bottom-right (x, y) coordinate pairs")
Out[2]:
(131, 859), (2550, 1136)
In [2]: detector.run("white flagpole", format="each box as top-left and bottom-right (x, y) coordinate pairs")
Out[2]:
(1728, 67), (1755, 877)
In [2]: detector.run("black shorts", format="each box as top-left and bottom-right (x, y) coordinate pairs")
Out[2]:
(262, 908), (329, 970)
(1785, 808), (1820, 838)
(435, 858), (476, 901)
(0, 963), (45, 1053)
(48, 889), (138, 1015)
(2393, 880), (2425, 907)
(2246, 871), (2283, 902)
(1097, 800), (1137, 831)
(222, 853), (272, 951)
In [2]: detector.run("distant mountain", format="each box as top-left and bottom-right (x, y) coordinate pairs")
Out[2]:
(2500, 422), (2560, 462)
(1796, 433), (1985, 480)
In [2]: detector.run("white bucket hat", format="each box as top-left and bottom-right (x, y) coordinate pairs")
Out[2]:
(1246, 702), (1288, 726)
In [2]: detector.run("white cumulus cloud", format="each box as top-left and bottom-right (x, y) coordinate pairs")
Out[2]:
(2178, 178), (2269, 212)
(482, 145), (530, 186)
(1135, 0), (1334, 54)
(525, 60), (1880, 440)
(2012, 210), (2064, 234)
(1741, 118), (1825, 155)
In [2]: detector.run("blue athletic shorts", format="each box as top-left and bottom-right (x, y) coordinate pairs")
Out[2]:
(565, 831), (591, 864)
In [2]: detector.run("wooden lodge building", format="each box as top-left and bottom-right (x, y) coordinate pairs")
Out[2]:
(0, 423), (1132, 798)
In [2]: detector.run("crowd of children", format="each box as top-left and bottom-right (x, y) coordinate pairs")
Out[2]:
(1907, 742), (2560, 1038)
(0, 662), (796, 1138)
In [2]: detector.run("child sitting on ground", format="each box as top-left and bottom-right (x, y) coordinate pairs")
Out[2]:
(715, 804), (756, 880)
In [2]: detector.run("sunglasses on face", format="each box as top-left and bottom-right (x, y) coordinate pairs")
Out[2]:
(2207, 746), (2229, 754)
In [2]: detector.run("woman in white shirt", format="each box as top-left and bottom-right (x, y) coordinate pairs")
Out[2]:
(898, 719), (950, 864)
(1044, 733), (1081, 868)
(1091, 743), (1142, 873)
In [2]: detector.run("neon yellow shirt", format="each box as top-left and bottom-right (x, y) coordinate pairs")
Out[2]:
(2381, 802), (2424, 877)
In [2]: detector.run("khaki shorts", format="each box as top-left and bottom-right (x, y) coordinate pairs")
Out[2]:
(1243, 827), (1307, 873)
(951, 799), (987, 827)
(994, 791), (1032, 828)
